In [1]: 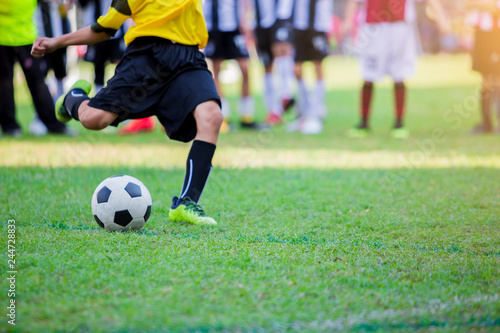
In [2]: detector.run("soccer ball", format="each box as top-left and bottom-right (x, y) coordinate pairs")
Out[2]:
(91, 175), (152, 231)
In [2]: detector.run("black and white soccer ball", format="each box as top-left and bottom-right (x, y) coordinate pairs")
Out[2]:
(91, 175), (152, 231)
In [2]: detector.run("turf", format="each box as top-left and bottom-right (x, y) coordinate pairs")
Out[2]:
(1, 55), (499, 332)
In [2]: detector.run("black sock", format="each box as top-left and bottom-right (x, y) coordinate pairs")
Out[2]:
(394, 118), (403, 128)
(179, 140), (217, 203)
(64, 88), (90, 121)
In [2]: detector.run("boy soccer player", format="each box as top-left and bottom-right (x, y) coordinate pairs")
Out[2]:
(343, 0), (447, 139)
(289, 0), (332, 135)
(31, 0), (223, 225)
(203, 0), (258, 131)
(250, 0), (296, 125)
(466, 0), (500, 134)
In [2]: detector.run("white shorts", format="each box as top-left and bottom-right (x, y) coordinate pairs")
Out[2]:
(357, 22), (418, 82)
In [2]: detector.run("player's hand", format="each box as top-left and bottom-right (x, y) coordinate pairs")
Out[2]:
(31, 37), (58, 58)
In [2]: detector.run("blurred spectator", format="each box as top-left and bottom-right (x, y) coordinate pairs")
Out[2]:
(203, 0), (263, 131)
(248, 0), (296, 125)
(287, 0), (333, 135)
(30, 0), (73, 136)
(343, 0), (449, 140)
(0, 0), (75, 137)
(466, 0), (500, 134)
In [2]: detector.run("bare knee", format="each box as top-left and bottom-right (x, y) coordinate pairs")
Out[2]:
(78, 103), (118, 130)
(194, 101), (223, 132)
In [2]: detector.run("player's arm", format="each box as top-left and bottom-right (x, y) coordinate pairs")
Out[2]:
(238, 0), (252, 39)
(32, 26), (110, 58)
(32, 0), (131, 58)
(426, 0), (452, 34)
(341, 0), (361, 37)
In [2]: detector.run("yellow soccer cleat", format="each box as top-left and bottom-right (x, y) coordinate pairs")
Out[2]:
(348, 126), (370, 138)
(390, 127), (410, 140)
(169, 196), (217, 225)
(55, 79), (92, 122)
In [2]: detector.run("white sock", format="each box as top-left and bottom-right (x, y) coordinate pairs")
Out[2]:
(264, 73), (281, 115)
(221, 97), (231, 119)
(297, 79), (309, 118)
(275, 56), (295, 100)
(311, 80), (326, 119)
(239, 96), (255, 118)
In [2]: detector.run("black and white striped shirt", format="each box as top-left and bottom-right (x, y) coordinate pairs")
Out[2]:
(292, 0), (332, 32)
(252, 0), (294, 29)
(203, 0), (241, 32)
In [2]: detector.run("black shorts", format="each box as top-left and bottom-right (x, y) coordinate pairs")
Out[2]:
(204, 30), (249, 60)
(255, 20), (293, 66)
(88, 37), (221, 142)
(294, 29), (329, 62)
(472, 29), (500, 75)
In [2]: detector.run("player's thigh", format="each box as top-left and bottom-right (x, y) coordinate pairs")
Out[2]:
(156, 69), (220, 142)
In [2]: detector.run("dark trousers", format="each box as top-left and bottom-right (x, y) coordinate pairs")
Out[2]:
(0, 44), (65, 133)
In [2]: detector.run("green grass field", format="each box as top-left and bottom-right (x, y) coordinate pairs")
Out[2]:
(1, 55), (499, 332)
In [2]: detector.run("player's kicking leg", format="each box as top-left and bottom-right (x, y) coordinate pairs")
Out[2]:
(169, 100), (222, 226)
(55, 79), (118, 130)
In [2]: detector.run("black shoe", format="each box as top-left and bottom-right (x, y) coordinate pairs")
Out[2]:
(282, 98), (295, 112)
(240, 120), (270, 131)
(4, 129), (22, 137)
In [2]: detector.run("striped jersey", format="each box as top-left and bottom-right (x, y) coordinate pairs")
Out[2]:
(203, 0), (240, 32)
(91, 0), (208, 47)
(292, 0), (333, 32)
(354, 0), (423, 24)
(252, 0), (294, 29)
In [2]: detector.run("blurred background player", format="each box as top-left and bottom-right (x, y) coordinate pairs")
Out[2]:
(0, 0), (74, 137)
(466, 0), (500, 134)
(288, 0), (333, 134)
(78, 0), (153, 134)
(30, 0), (73, 136)
(203, 0), (262, 131)
(344, 0), (449, 139)
(249, 0), (296, 125)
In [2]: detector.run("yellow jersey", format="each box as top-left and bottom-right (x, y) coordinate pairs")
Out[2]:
(91, 0), (208, 48)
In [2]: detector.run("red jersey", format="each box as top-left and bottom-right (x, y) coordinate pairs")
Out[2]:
(355, 0), (422, 23)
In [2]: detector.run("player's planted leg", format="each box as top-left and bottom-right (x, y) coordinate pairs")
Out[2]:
(169, 100), (222, 225)
(349, 81), (373, 138)
(391, 82), (409, 139)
